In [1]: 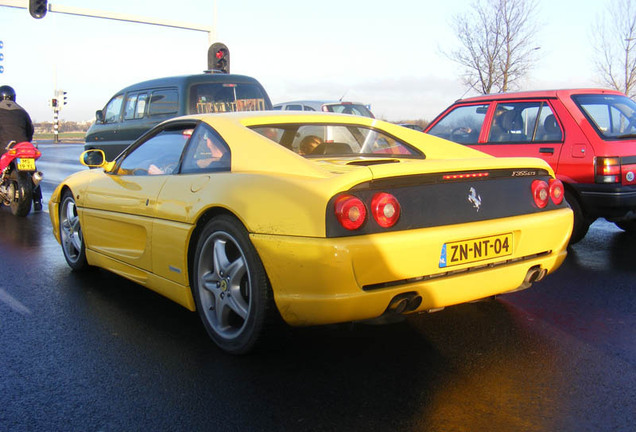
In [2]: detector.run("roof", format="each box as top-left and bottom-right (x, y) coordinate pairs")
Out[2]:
(116, 73), (264, 94)
(457, 88), (625, 103)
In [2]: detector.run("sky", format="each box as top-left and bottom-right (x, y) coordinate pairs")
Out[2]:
(0, 0), (610, 123)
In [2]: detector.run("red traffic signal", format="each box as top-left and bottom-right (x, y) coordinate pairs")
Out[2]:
(29, 0), (48, 19)
(208, 42), (230, 73)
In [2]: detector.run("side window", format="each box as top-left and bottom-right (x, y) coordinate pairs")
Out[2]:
(489, 102), (562, 143)
(181, 124), (231, 173)
(123, 93), (138, 120)
(535, 105), (563, 142)
(148, 89), (178, 117)
(103, 94), (124, 124)
(116, 126), (193, 176)
(284, 104), (303, 111)
(427, 104), (488, 145)
(135, 93), (148, 119)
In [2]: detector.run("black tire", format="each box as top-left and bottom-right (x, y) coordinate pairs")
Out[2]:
(59, 190), (89, 271)
(9, 171), (32, 217)
(615, 220), (636, 233)
(191, 215), (274, 354)
(565, 189), (591, 244)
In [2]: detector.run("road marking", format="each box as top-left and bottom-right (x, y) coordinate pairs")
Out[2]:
(0, 288), (32, 315)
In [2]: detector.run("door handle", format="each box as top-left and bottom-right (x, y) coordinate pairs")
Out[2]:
(539, 147), (554, 154)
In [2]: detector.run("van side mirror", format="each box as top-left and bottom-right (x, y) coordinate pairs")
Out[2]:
(95, 110), (104, 123)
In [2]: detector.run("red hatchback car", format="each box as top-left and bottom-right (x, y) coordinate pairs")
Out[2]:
(425, 89), (636, 243)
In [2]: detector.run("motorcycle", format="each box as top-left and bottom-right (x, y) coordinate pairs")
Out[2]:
(0, 141), (43, 216)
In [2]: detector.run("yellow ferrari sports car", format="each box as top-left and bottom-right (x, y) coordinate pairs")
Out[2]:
(49, 112), (573, 354)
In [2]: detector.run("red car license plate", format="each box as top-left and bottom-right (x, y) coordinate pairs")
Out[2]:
(439, 233), (513, 268)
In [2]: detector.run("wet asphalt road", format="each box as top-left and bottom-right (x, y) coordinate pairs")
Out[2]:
(0, 144), (634, 431)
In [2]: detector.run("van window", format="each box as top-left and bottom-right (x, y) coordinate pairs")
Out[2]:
(123, 93), (139, 120)
(135, 93), (148, 119)
(104, 94), (124, 124)
(190, 83), (268, 113)
(149, 89), (179, 117)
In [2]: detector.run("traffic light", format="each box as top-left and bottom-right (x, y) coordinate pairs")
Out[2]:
(208, 43), (230, 74)
(29, 0), (48, 19)
(51, 98), (58, 108)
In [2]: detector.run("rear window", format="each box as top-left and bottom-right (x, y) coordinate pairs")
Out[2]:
(323, 103), (374, 118)
(190, 83), (269, 114)
(250, 124), (423, 158)
(573, 94), (636, 139)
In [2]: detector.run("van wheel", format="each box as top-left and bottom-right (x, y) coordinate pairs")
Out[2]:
(615, 220), (636, 233)
(565, 190), (591, 244)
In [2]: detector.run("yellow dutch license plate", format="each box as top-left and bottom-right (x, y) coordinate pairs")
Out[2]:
(439, 233), (513, 268)
(17, 158), (35, 171)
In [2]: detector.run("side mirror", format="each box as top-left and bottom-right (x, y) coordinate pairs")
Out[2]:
(80, 149), (106, 168)
(95, 110), (104, 123)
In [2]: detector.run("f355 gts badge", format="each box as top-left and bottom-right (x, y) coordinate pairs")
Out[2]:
(468, 187), (482, 212)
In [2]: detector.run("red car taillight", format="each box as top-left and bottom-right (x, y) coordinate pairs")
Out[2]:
(371, 192), (400, 228)
(549, 179), (564, 205)
(595, 156), (621, 184)
(531, 180), (549, 208)
(334, 195), (367, 230)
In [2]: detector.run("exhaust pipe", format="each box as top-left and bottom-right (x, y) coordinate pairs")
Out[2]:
(32, 171), (43, 186)
(507, 265), (548, 293)
(386, 292), (423, 315)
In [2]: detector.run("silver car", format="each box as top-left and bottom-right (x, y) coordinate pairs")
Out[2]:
(273, 100), (374, 118)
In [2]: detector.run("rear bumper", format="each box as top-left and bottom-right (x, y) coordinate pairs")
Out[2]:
(251, 208), (573, 326)
(574, 183), (636, 219)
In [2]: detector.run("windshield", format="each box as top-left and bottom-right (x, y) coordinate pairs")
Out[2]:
(249, 124), (423, 157)
(573, 93), (636, 139)
(189, 83), (269, 114)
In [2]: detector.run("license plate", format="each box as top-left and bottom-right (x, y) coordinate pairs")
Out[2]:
(17, 158), (35, 171)
(439, 233), (513, 268)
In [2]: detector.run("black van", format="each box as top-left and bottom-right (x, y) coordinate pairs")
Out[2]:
(84, 73), (272, 160)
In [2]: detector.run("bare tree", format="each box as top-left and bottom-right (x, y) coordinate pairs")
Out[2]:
(594, 0), (636, 97)
(448, 0), (540, 94)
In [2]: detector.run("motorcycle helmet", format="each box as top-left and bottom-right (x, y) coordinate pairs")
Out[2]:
(0, 85), (16, 101)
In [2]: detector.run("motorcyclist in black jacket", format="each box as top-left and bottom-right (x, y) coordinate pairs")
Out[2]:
(0, 85), (41, 210)
(0, 85), (34, 151)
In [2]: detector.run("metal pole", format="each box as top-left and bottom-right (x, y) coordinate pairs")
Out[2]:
(53, 107), (59, 144)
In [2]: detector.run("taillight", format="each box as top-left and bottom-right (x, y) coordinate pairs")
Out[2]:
(595, 157), (621, 183)
(334, 195), (367, 230)
(549, 179), (564, 205)
(531, 180), (549, 208)
(371, 192), (400, 228)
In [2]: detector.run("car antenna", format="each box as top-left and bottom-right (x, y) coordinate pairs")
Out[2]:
(339, 91), (348, 102)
